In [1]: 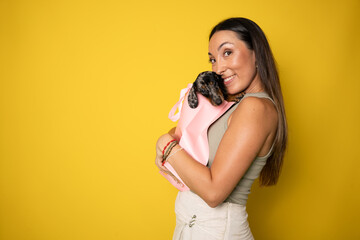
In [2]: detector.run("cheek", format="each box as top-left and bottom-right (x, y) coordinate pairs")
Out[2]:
(233, 54), (255, 76)
(231, 53), (246, 69)
(231, 60), (247, 75)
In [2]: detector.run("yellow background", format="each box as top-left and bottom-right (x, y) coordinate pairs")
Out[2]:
(1, 0), (359, 239)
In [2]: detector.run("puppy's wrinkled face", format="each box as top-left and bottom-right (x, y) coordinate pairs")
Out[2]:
(188, 71), (228, 108)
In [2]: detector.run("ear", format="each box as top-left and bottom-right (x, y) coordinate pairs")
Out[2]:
(187, 84), (199, 108)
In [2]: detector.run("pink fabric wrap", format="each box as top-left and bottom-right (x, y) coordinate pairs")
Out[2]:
(160, 84), (235, 191)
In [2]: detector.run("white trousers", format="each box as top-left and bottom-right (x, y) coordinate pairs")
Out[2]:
(173, 191), (254, 240)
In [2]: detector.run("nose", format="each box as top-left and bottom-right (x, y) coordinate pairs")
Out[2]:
(213, 59), (226, 76)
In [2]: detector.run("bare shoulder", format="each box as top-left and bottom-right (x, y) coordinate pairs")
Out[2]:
(228, 96), (278, 131)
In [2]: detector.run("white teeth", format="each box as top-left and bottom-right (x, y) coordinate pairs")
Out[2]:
(224, 75), (235, 83)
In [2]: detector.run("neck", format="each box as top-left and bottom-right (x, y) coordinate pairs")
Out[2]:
(244, 84), (264, 94)
(244, 74), (264, 94)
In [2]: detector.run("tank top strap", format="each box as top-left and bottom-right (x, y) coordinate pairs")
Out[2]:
(241, 92), (275, 105)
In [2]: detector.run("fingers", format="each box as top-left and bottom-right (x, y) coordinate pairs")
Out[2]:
(160, 168), (183, 186)
(155, 134), (184, 186)
(155, 155), (168, 172)
(156, 154), (182, 184)
(155, 133), (177, 172)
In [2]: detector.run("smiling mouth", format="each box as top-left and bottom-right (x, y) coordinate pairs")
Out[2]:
(223, 75), (235, 84)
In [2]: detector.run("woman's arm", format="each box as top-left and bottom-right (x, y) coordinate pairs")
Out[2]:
(168, 127), (177, 138)
(156, 97), (277, 207)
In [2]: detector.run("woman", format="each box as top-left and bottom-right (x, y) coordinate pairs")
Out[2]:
(155, 17), (287, 239)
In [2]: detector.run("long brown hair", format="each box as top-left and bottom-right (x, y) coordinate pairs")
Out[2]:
(210, 18), (288, 186)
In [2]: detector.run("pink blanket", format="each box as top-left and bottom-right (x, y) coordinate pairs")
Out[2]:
(160, 84), (234, 191)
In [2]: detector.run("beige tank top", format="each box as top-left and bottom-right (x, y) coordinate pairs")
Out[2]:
(207, 92), (275, 205)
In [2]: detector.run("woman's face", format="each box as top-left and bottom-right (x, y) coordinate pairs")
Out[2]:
(208, 30), (260, 94)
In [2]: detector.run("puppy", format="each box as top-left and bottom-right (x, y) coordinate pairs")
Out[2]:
(188, 71), (244, 108)
(188, 71), (227, 108)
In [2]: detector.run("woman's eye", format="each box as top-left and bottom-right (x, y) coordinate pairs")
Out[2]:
(224, 51), (232, 57)
(209, 58), (216, 64)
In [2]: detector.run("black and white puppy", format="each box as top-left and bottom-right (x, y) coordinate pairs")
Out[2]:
(188, 71), (228, 109)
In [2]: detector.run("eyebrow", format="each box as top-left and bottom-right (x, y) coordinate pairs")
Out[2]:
(208, 42), (234, 56)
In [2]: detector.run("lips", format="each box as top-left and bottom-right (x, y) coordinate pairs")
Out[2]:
(223, 75), (235, 85)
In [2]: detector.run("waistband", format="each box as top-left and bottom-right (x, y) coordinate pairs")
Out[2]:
(173, 191), (252, 240)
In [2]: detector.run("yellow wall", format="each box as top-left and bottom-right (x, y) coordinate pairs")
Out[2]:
(1, 0), (359, 239)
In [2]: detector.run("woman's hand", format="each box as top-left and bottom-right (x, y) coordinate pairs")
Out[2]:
(155, 133), (182, 183)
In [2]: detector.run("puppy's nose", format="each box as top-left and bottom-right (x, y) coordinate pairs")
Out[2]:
(214, 97), (223, 105)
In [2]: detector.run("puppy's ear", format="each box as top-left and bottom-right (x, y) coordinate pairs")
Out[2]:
(207, 72), (224, 106)
(214, 72), (228, 99)
(187, 84), (199, 108)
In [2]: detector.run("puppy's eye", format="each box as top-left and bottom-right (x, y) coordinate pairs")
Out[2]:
(209, 81), (214, 85)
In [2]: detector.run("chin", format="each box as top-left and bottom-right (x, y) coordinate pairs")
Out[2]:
(227, 82), (247, 95)
(227, 87), (243, 95)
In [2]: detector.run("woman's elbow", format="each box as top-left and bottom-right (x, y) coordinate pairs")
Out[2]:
(207, 200), (222, 208)
(203, 191), (225, 208)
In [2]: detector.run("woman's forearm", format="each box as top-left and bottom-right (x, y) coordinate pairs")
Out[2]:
(166, 145), (226, 207)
